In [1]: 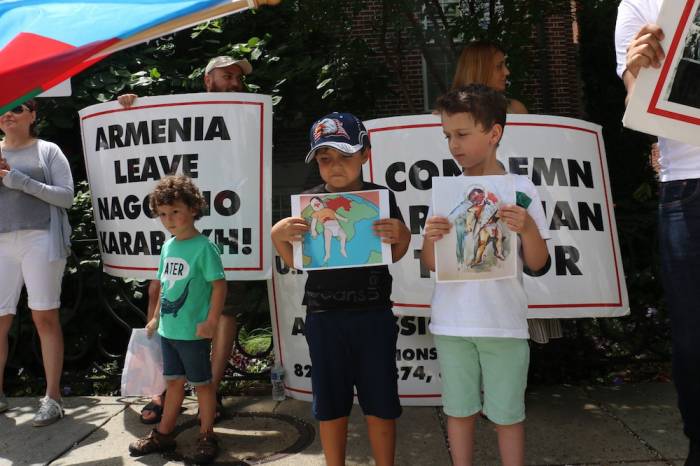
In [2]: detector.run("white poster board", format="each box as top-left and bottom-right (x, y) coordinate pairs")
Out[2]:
(267, 114), (629, 406)
(79, 92), (272, 280)
(624, 0), (700, 146)
(364, 114), (629, 319)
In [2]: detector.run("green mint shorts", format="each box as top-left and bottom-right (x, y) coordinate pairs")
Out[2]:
(434, 335), (529, 425)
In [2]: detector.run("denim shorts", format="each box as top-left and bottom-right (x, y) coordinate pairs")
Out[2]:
(160, 336), (212, 386)
(304, 308), (402, 421)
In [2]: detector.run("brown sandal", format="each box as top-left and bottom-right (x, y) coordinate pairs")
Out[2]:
(191, 431), (219, 464)
(128, 428), (176, 456)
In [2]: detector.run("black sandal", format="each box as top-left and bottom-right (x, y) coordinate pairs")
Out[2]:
(139, 391), (166, 424)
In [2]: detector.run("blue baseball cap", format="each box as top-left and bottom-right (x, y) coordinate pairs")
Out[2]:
(304, 112), (370, 164)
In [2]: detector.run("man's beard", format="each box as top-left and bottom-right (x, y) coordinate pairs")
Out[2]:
(210, 84), (241, 93)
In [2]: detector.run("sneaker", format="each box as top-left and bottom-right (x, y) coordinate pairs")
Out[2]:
(32, 396), (64, 427)
(191, 431), (219, 464)
(0, 393), (8, 413)
(129, 428), (177, 457)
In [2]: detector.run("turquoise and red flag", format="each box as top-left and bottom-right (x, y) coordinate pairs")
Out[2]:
(0, 0), (274, 113)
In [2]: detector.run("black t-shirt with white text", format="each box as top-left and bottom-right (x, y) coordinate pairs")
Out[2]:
(302, 181), (404, 313)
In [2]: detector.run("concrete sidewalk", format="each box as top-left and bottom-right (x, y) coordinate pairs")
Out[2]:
(0, 383), (688, 465)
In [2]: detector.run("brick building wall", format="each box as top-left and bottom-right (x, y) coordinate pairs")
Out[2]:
(348, 1), (426, 117)
(348, 0), (582, 118)
(272, 1), (583, 207)
(520, 2), (582, 117)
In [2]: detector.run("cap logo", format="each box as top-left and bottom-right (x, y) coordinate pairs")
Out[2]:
(312, 118), (350, 142)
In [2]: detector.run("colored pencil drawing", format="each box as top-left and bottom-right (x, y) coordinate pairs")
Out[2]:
(291, 190), (392, 270)
(448, 186), (509, 272)
(433, 176), (517, 282)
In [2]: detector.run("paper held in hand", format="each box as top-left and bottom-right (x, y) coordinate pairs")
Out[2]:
(623, 0), (700, 147)
(290, 189), (392, 271)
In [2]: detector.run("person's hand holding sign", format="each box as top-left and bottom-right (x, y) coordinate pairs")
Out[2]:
(623, 23), (665, 105)
(271, 217), (310, 268)
(625, 24), (665, 78)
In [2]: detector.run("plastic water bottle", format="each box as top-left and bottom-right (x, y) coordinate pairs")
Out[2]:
(271, 366), (286, 401)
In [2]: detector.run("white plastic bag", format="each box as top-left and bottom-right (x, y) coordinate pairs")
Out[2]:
(120, 328), (167, 396)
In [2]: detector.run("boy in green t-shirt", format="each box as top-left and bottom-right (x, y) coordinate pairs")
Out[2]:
(129, 175), (226, 464)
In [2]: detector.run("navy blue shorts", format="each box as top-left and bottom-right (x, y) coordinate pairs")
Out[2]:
(160, 336), (212, 386)
(304, 308), (402, 421)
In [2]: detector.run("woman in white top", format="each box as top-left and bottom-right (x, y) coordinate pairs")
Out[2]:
(0, 99), (73, 426)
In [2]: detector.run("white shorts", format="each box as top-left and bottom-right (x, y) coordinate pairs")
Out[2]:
(0, 230), (66, 315)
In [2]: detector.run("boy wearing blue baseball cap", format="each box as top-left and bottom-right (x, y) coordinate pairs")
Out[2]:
(272, 112), (411, 466)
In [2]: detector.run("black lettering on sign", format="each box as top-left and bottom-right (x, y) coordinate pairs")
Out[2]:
(97, 195), (152, 220)
(555, 245), (582, 275)
(409, 205), (429, 235)
(386, 159), (460, 192)
(386, 162), (406, 191)
(413, 249), (431, 278)
(98, 230), (165, 255)
(508, 157), (594, 188)
(201, 228), (252, 255)
(409, 160), (439, 190)
(113, 154), (199, 184)
(95, 116), (231, 151)
(544, 201), (604, 232)
(397, 316), (429, 336)
(293, 364), (312, 377)
(291, 317), (306, 336)
(523, 246), (584, 277)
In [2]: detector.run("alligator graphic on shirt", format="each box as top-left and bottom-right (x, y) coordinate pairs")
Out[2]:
(160, 279), (191, 318)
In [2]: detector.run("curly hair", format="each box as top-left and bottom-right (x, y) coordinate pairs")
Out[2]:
(149, 175), (207, 220)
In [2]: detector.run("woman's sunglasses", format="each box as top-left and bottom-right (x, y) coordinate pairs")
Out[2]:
(7, 105), (29, 114)
(8, 105), (33, 115)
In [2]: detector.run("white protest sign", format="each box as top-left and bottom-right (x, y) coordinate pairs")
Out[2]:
(268, 258), (442, 406)
(79, 93), (272, 280)
(364, 114), (629, 319)
(623, 0), (700, 147)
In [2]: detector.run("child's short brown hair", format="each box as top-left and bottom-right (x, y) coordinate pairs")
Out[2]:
(149, 175), (206, 220)
(435, 84), (507, 134)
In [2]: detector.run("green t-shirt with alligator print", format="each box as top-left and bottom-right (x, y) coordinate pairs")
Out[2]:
(157, 234), (225, 340)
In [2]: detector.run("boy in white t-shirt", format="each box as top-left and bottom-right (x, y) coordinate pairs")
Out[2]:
(421, 84), (550, 466)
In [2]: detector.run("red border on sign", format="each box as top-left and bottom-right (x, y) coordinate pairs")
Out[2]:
(80, 100), (267, 272)
(367, 121), (624, 310)
(647, 1), (700, 124)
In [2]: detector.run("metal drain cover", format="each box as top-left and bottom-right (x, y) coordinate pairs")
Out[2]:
(169, 412), (315, 465)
